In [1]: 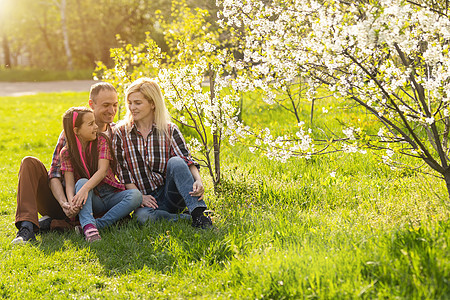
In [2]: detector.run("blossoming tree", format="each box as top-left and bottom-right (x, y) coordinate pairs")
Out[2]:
(96, 0), (242, 189)
(217, 0), (450, 199)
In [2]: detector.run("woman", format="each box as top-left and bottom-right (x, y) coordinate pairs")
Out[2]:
(113, 78), (212, 228)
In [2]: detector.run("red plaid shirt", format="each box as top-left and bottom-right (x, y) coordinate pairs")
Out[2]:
(48, 124), (115, 180)
(113, 122), (198, 194)
(60, 135), (125, 191)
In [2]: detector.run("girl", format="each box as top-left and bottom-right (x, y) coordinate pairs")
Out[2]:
(60, 107), (142, 242)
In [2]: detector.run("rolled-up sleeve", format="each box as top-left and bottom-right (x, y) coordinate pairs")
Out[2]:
(170, 124), (199, 168)
(60, 147), (73, 173)
(48, 131), (66, 179)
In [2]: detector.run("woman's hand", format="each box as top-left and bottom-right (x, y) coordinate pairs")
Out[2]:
(190, 180), (204, 200)
(141, 194), (158, 209)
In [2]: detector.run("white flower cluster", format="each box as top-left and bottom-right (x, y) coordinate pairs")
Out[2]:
(243, 122), (315, 162)
(158, 56), (243, 139)
(218, 0), (450, 161)
(382, 147), (395, 167)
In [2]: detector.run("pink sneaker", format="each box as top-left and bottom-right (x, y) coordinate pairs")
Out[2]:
(83, 224), (101, 242)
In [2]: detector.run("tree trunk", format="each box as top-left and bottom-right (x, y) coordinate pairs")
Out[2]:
(2, 32), (11, 68)
(59, 0), (73, 70)
(444, 172), (450, 202)
(209, 69), (220, 191)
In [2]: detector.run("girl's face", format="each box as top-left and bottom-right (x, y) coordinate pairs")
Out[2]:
(74, 112), (98, 144)
(128, 92), (155, 124)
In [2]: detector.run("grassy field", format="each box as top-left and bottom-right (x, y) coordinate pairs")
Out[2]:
(0, 92), (449, 299)
(0, 69), (93, 82)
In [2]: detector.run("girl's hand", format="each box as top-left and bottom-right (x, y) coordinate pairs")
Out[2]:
(141, 195), (158, 209)
(190, 180), (204, 200)
(61, 201), (78, 219)
(73, 188), (89, 207)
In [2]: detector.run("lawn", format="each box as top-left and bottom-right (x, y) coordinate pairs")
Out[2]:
(0, 69), (93, 82)
(0, 92), (449, 299)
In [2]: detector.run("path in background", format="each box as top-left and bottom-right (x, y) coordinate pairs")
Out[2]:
(0, 80), (97, 97)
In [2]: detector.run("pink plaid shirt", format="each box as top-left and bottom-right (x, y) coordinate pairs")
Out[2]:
(113, 122), (198, 194)
(60, 135), (124, 191)
(48, 124), (115, 180)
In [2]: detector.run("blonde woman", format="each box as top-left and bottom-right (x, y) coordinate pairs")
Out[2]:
(113, 78), (212, 228)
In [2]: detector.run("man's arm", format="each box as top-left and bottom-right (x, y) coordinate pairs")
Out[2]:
(48, 132), (78, 218)
(49, 177), (78, 218)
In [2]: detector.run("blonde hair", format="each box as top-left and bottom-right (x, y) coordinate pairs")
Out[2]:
(123, 78), (171, 137)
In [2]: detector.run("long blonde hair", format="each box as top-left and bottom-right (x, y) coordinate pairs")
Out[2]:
(123, 78), (171, 137)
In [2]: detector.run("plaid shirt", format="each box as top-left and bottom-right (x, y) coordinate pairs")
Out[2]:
(113, 122), (198, 194)
(60, 135), (125, 191)
(48, 124), (115, 180)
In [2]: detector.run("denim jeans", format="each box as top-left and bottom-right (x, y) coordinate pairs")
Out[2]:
(134, 157), (207, 225)
(75, 178), (142, 229)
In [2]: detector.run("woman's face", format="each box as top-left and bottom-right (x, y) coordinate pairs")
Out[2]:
(128, 92), (155, 124)
(74, 112), (98, 143)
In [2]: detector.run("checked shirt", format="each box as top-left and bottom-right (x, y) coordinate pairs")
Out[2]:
(48, 124), (115, 180)
(113, 122), (198, 195)
(60, 134), (125, 191)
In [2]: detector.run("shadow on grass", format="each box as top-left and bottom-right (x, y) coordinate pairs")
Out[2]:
(37, 219), (235, 276)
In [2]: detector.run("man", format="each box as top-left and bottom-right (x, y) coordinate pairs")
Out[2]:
(12, 82), (122, 244)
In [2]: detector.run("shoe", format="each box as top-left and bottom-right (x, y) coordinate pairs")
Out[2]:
(38, 215), (52, 232)
(204, 209), (214, 216)
(192, 215), (213, 229)
(84, 226), (101, 242)
(74, 225), (83, 235)
(11, 226), (36, 244)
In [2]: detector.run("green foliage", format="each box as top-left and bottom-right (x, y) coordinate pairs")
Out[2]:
(1, 91), (449, 298)
(95, 0), (238, 187)
(0, 0), (214, 70)
(94, 0), (222, 114)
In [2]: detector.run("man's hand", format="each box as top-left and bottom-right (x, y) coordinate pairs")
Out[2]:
(141, 194), (158, 209)
(190, 180), (204, 200)
(60, 201), (79, 219)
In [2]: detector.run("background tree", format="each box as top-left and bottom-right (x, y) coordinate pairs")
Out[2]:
(0, 0), (12, 68)
(219, 0), (450, 200)
(96, 0), (242, 190)
(0, 0), (219, 70)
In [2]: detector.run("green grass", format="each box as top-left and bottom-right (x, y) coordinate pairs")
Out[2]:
(0, 92), (449, 298)
(0, 68), (93, 82)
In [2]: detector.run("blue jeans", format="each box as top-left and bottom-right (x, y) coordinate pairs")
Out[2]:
(134, 157), (207, 225)
(75, 179), (142, 229)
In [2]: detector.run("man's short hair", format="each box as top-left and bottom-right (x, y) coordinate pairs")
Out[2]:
(89, 82), (117, 102)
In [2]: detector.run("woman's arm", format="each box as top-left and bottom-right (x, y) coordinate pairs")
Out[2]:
(72, 158), (109, 207)
(189, 164), (204, 200)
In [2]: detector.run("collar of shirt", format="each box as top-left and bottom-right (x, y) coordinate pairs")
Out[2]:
(130, 122), (158, 136)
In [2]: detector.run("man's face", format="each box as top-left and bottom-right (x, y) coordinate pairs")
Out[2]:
(90, 89), (118, 127)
